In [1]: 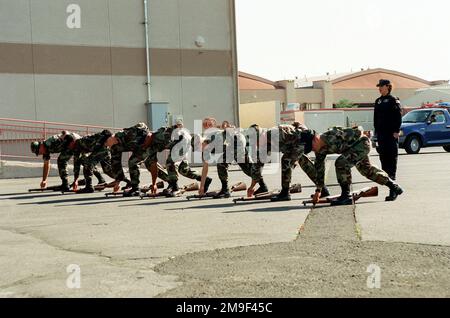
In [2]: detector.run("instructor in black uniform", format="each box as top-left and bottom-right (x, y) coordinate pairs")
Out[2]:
(374, 79), (403, 201)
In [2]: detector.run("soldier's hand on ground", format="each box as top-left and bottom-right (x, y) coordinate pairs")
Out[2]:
(150, 184), (157, 194)
(72, 180), (78, 192)
(113, 181), (120, 193)
(199, 187), (205, 196)
(40, 180), (47, 189)
(312, 190), (321, 205)
(247, 188), (255, 198)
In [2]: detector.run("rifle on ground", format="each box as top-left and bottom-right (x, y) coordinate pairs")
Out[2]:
(139, 182), (199, 199)
(28, 179), (86, 193)
(186, 191), (219, 201)
(301, 186), (378, 206)
(232, 183), (302, 204)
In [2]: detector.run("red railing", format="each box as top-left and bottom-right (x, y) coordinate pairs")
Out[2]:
(0, 118), (122, 162)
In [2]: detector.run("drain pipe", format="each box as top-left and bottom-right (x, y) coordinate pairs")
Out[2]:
(143, 0), (152, 104)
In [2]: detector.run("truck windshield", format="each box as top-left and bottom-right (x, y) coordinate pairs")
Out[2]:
(402, 111), (432, 123)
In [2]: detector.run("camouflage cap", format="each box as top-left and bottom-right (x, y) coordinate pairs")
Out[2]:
(30, 141), (41, 156)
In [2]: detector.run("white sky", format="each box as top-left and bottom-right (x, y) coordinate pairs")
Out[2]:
(235, 0), (450, 82)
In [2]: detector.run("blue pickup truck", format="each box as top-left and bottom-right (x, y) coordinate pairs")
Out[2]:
(399, 108), (450, 154)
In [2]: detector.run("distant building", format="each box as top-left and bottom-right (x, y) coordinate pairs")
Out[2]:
(402, 85), (450, 107)
(239, 68), (448, 110)
(0, 0), (239, 131)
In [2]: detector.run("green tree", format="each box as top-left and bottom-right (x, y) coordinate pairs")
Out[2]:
(335, 99), (358, 108)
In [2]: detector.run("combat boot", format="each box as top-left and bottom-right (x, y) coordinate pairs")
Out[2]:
(385, 180), (403, 201)
(76, 186), (94, 194)
(330, 184), (353, 206)
(270, 186), (291, 202)
(76, 178), (94, 193)
(204, 177), (213, 193)
(121, 179), (132, 191)
(163, 182), (173, 195)
(214, 181), (230, 199)
(94, 171), (106, 185)
(321, 187), (331, 198)
(166, 182), (181, 197)
(310, 187), (331, 199)
(123, 186), (140, 197)
(60, 180), (71, 193)
(254, 181), (269, 195)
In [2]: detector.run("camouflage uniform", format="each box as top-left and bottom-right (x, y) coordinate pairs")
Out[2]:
(272, 125), (308, 188)
(72, 132), (114, 188)
(41, 132), (80, 185)
(111, 123), (168, 188)
(313, 126), (390, 189)
(203, 128), (261, 183)
(243, 127), (265, 183)
(145, 126), (201, 183)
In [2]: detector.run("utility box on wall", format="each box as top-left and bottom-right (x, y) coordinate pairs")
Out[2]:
(146, 102), (169, 130)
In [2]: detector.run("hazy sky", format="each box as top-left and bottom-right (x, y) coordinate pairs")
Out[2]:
(235, 0), (450, 82)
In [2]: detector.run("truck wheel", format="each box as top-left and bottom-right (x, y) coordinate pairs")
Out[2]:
(405, 136), (421, 154)
(443, 145), (450, 152)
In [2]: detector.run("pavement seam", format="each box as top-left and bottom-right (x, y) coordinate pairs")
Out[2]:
(0, 274), (50, 291)
(0, 226), (113, 262)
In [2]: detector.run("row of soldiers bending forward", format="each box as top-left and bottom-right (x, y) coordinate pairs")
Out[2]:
(30, 120), (403, 205)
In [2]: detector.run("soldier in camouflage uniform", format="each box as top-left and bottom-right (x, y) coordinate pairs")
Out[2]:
(242, 124), (269, 197)
(106, 123), (169, 196)
(30, 131), (81, 191)
(267, 124), (330, 201)
(143, 125), (207, 197)
(71, 130), (118, 193)
(202, 127), (267, 198)
(303, 126), (404, 205)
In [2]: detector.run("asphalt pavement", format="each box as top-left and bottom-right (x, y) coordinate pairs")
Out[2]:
(0, 148), (449, 297)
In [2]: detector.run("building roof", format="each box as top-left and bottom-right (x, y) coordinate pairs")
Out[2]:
(240, 68), (448, 91)
(238, 71), (281, 90)
(295, 72), (352, 88)
(402, 87), (450, 107)
(331, 68), (433, 87)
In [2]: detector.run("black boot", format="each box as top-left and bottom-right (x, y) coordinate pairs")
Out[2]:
(204, 177), (213, 193)
(95, 174), (106, 185)
(271, 186), (291, 202)
(330, 184), (353, 206)
(121, 179), (132, 191)
(166, 182), (180, 197)
(123, 186), (140, 197)
(163, 182), (173, 195)
(321, 187), (330, 198)
(310, 187), (331, 199)
(254, 181), (269, 195)
(214, 181), (230, 199)
(385, 180), (403, 201)
(76, 186), (94, 194)
(60, 180), (71, 193)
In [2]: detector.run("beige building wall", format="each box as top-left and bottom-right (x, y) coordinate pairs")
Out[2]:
(0, 0), (238, 131)
(239, 101), (280, 128)
(295, 89), (323, 104)
(333, 88), (418, 105)
(239, 89), (286, 104)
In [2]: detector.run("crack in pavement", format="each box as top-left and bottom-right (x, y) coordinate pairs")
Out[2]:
(0, 226), (113, 262)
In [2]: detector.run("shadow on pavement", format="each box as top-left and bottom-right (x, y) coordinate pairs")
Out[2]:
(222, 205), (312, 214)
(3, 192), (67, 200)
(118, 198), (195, 208)
(0, 192), (44, 197)
(17, 195), (120, 205)
(55, 198), (141, 207)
